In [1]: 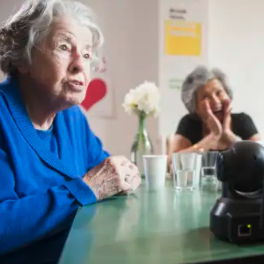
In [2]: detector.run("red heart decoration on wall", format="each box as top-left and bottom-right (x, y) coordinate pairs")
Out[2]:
(81, 78), (107, 111)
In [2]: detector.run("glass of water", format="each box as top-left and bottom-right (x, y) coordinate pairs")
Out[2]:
(172, 152), (198, 191)
(201, 151), (218, 180)
(200, 151), (220, 191)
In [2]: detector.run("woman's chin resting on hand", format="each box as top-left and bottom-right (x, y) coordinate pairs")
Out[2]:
(169, 66), (261, 160)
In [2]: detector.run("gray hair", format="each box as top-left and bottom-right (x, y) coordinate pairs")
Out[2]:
(0, 0), (104, 75)
(181, 65), (233, 113)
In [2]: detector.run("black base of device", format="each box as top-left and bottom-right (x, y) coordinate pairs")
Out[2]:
(210, 197), (264, 243)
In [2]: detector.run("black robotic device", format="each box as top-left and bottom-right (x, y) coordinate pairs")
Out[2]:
(210, 141), (264, 243)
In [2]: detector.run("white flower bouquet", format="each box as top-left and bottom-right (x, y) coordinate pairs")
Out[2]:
(123, 81), (161, 174)
(123, 81), (160, 118)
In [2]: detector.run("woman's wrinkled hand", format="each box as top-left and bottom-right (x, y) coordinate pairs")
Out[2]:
(201, 99), (222, 138)
(222, 98), (232, 132)
(222, 98), (237, 144)
(83, 156), (141, 201)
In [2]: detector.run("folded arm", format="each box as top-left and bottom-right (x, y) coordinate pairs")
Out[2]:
(0, 148), (97, 255)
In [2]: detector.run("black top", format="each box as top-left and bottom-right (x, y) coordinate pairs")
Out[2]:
(176, 113), (258, 145)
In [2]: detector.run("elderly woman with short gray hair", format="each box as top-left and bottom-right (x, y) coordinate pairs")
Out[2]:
(0, 0), (141, 262)
(171, 66), (260, 154)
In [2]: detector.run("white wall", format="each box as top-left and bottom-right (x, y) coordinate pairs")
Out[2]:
(85, 0), (160, 156)
(158, 0), (209, 142)
(208, 0), (264, 136)
(0, 0), (160, 157)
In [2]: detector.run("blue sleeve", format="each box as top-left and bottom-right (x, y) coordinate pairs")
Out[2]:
(0, 147), (97, 255)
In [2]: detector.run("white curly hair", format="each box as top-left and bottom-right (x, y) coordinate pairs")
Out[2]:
(181, 65), (233, 113)
(0, 0), (103, 75)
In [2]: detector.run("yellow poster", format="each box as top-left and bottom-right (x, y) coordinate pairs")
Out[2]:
(165, 20), (202, 56)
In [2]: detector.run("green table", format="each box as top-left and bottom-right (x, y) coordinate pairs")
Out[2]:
(59, 180), (264, 264)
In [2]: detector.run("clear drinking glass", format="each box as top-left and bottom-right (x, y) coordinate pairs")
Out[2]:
(200, 151), (219, 192)
(172, 152), (198, 191)
(201, 151), (218, 180)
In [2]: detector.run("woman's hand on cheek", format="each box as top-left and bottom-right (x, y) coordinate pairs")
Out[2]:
(201, 100), (222, 138)
(222, 98), (232, 132)
(222, 99), (237, 144)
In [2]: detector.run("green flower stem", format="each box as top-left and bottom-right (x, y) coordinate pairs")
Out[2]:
(137, 111), (146, 151)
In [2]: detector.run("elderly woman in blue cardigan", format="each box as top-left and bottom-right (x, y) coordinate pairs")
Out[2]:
(0, 0), (141, 261)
